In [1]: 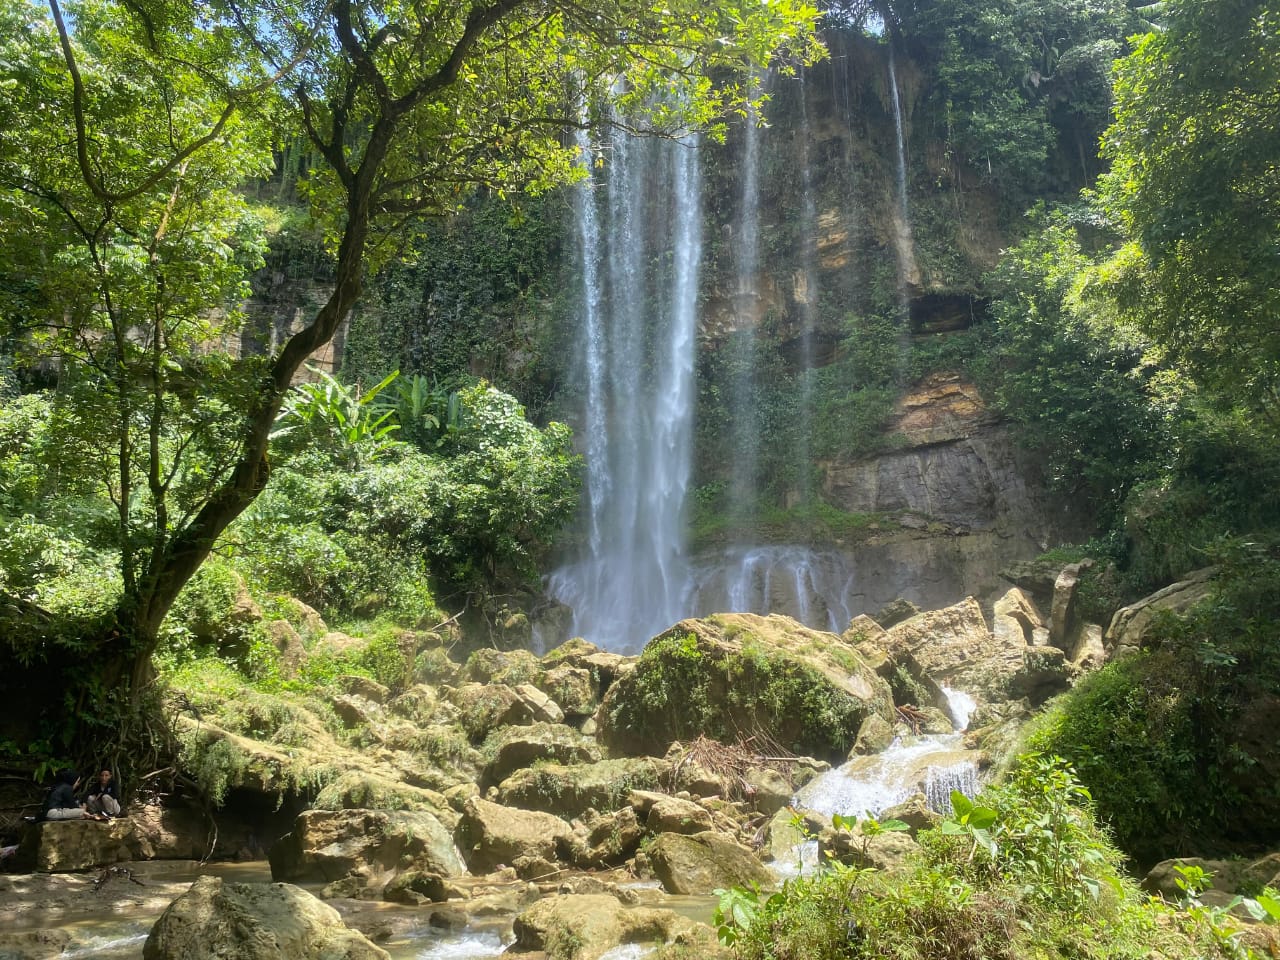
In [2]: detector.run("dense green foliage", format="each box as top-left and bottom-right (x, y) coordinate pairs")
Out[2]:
(1027, 542), (1280, 862)
(719, 755), (1240, 959)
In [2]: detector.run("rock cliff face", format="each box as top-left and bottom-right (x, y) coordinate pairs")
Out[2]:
(685, 374), (1081, 623)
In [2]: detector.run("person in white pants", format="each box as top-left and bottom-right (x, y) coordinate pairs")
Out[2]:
(84, 768), (122, 818)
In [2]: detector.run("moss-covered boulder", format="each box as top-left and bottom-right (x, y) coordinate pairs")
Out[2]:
(648, 830), (774, 895)
(480, 723), (601, 791)
(454, 797), (573, 873)
(598, 614), (892, 762)
(496, 758), (669, 818)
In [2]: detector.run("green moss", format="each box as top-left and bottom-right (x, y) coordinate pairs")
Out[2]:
(606, 629), (873, 760)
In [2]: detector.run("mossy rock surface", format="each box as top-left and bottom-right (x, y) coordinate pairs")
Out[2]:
(597, 614), (893, 762)
(496, 757), (669, 818)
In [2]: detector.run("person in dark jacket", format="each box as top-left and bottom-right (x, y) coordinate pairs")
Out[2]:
(84, 768), (121, 818)
(42, 769), (103, 821)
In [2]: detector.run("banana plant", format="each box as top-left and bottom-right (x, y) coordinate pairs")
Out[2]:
(274, 367), (402, 466)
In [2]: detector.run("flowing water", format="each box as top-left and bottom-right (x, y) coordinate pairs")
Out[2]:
(775, 686), (983, 878)
(546, 123), (703, 651)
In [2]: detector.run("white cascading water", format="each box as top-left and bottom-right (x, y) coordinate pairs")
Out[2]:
(887, 42), (916, 284)
(545, 122), (703, 651)
(776, 685), (982, 877)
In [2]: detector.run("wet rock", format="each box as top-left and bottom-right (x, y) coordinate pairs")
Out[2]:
(382, 870), (467, 905)
(513, 894), (695, 960)
(14, 818), (154, 873)
(648, 831), (773, 895)
(496, 758), (668, 819)
(269, 809), (463, 897)
(881, 596), (1045, 705)
(599, 614), (892, 762)
(454, 797), (572, 873)
(0, 928), (73, 959)
(1049, 562), (1092, 650)
(143, 876), (388, 960)
(853, 714), (895, 755)
(480, 723), (601, 791)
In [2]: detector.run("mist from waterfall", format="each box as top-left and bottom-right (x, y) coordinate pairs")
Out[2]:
(545, 125), (703, 652)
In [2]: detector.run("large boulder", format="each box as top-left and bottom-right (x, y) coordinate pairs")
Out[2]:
(269, 809), (463, 896)
(143, 876), (388, 960)
(648, 831), (773, 895)
(14, 818), (154, 873)
(446, 683), (533, 740)
(454, 797), (573, 873)
(598, 614), (892, 762)
(1105, 567), (1218, 658)
(479, 723), (601, 791)
(513, 894), (696, 960)
(496, 758), (668, 818)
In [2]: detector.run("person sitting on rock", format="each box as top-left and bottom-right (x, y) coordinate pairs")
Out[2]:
(42, 769), (106, 821)
(84, 768), (122, 818)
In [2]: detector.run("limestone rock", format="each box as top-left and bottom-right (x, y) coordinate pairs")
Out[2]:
(454, 797), (572, 873)
(882, 597), (1009, 694)
(496, 758), (668, 818)
(263, 620), (306, 678)
(852, 714), (895, 755)
(822, 824), (919, 874)
(312, 771), (459, 828)
(873, 598), (922, 630)
(14, 818), (154, 873)
(1049, 561), (1092, 650)
(1105, 567), (1218, 657)
(0, 929), (74, 960)
(381, 870), (467, 905)
(338, 676), (390, 704)
(269, 809), (463, 895)
(743, 767), (793, 816)
(514, 682), (564, 724)
(331, 693), (384, 729)
(464, 648), (542, 686)
(843, 614), (889, 645)
(646, 796), (714, 836)
(446, 683), (533, 740)
(480, 722), (601, 790)
(648, 831), (773, 895)
(879, 794), (941, 837)
(992, 587), (1045, 649)
(572, 806), (645, 867)
(537, 664), (598, 719)
(598, 614), (892, 762)
(513, 894), (695, 960)
(143, 876), (388, 960)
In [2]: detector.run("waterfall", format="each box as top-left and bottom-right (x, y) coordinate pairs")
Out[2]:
(887, 43), (915, 285)
(795, 69), (817, 503)
(546, 124), (702, 652)
(728, 74), (766, 518)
